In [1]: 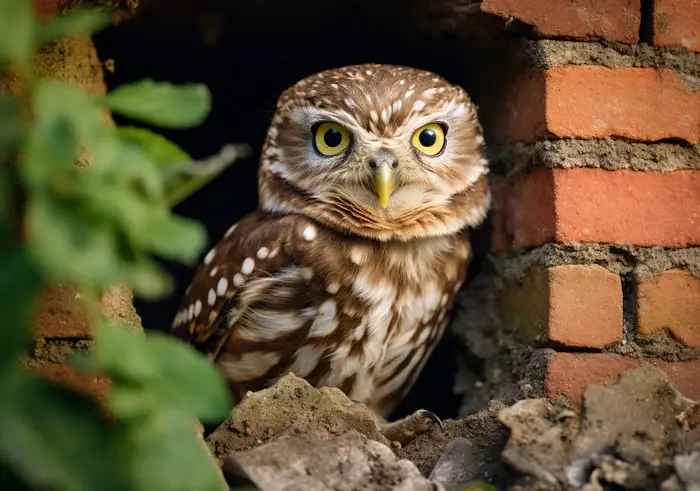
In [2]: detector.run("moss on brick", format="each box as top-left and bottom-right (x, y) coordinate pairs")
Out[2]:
(500, 269), (549, 344)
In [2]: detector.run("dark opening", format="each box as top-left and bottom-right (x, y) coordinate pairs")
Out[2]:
(92, 0), (497, 421)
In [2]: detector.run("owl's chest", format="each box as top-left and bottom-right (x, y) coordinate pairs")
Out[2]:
(350, 234), (467, 340)
(323, 235), (468, 408)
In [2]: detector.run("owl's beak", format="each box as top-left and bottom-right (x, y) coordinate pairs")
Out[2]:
(375, 163), (395, 209)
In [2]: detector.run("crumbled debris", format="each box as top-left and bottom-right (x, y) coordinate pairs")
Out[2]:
(500, 365), (700, 490)
(206, 364), (699, 491)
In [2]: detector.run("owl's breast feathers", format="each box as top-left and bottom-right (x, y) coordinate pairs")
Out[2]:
(171, 210), (470, 415)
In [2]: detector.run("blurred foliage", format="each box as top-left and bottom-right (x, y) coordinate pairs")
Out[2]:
(457, 482), (499, 491)
(0, 1), (247, 489)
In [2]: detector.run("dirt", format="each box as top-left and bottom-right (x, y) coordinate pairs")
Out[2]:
(492, 140), (700, 178)
(396, 400), (511, 484)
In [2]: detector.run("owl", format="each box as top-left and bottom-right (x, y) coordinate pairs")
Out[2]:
(171, 63), (490, 443)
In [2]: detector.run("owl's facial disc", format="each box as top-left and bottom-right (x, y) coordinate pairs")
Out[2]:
(258, 63), (491, 241)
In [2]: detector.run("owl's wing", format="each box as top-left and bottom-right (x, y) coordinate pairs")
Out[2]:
(170, 210), (315, 362)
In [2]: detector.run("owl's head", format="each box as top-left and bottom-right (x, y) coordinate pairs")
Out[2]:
(258, 63), (489, 241)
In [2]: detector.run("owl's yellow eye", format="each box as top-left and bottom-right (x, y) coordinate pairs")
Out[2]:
(313, 122), (351, 156)
(411, 123), (446, 156)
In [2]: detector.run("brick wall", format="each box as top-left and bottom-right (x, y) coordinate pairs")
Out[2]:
(16, 0), (144, 408)
(473, 0), (700, 405)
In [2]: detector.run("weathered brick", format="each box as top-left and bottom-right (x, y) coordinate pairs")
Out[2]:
(501, 169), (555, 250)
(637, 269), (700, 348)
(489, 178), (509, 255)
(502, 266), (623, 349)
(481, 0), (641, 43)
(32, 284), (94, 339)
(494, 168), (700, 249)
(545, 353), (700, 404)
(31, 362), (111, 407)
(494, 66), (700, 144)
(653, 0), (700, 53)
(33, 0), (60, 22)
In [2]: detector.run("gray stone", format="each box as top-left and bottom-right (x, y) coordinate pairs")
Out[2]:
(429, 438), (481, 486)
(222, 431), (437, 491)
(674, 449), (700, 491)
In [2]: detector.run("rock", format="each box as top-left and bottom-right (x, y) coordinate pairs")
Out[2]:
(221, 430), (436, 491)
(497, 364), (700, 490)
(568, 364), (695, 489)
(674, 448), (700, 491)
(498, 398), (579, 487)
(206, 373), (388, 463)
(429, 438), (488, 489)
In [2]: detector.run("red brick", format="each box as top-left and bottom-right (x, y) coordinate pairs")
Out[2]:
(653, 0), (700, 53)
(495, 66), (700, 144)
(503, 169), (555, 249)
(481, 0), (641, 43)
(545, 353), (700, 404)
(490, 177), (515, 255)
(502, 266), (623, 349)
(33, 0), (59, 22)
(495, 168), (700, 249)
(637, 270), (700, 348)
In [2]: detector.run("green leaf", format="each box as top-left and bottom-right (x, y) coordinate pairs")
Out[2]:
(0, 227), (43, 371)
(102, 134), (165, 199)
(0, 94), (23, 164)
(70, 180), (204, 264)
(164, 168), (226, 209)
(35, 8), (113, 45)
(163, 144), (251, 207)
(0, 365), (130, 491)
(141, 212), (207, 264)
(124, 257), (172, 299)
(457, 482), (499, 491)
(21, 81), (102, 187)
(102, 80), (212, 129)
(26, 193), (122, 287)
(0, 0), (33, 65)
(91, 321), (231, 421)
(131, 416), (227, 491)
(118, 126), (191, 167)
